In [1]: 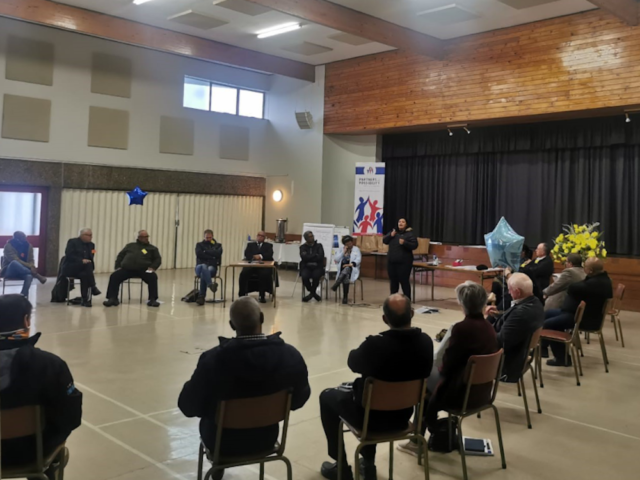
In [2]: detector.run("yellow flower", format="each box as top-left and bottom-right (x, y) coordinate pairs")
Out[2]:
(587, 239), (597, 249)
(553, 245), (560, 253)
(602, 249), (607, 257)
(591, 232), (598, 238)
(587, 250), (596, 258)
(572, 247), (580, 253)
(573, 224), (579, 231)
(556, 234), (565, 242)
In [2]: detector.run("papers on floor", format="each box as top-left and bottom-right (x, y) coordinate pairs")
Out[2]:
(415, 306), (440, 314)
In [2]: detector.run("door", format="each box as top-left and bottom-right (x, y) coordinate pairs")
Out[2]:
(0, 186), (48, 274)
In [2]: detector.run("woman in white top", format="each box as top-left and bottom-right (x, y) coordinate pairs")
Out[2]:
(331, 235), (362, 304)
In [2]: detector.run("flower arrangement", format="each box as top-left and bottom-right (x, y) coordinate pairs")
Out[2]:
(552, 223), (607, 263)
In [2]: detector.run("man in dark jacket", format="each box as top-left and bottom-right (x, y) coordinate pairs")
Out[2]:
(195, 229), (223, 306)
(319, 294), (433, 480)
(300, 230), (325, 303)
(1, 231), (47, 296)
(60, 228), (101, 306)
(0, 295), (83, 477)
(542, 258), (613, 366)
(487, 273), (544, 381)
(103, 230), (162, 307)
(239, 231), (274, 303)
(521, 242), (555, 294)
(178, 296), (310, 476)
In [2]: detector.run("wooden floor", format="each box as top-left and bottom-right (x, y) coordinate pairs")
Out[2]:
(12, 268), (640, 480)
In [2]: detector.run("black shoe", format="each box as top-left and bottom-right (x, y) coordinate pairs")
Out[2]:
(103, 298), (120, 307)
(302, 294), (312, 303)
(91, 287), (102, 297)
(321, 461), (353, 480)
(81, 300), (92, 308)
(196, 295), (205, 306)
(209, 282), (218, 294)
(359, 459), (377, 480)
(314, 293), (322, 302)
(547, 358), (572, 367)
(211, 469), (224, 480)
(540, 348), (549, 359)
(259, 296), (267, 304)
(147, 299), (160, 307)
(342, 297), (349, 305)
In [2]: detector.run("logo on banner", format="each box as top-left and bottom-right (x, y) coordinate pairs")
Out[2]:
(366, 166), (375, 175)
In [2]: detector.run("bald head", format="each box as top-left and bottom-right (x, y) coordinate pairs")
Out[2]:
(382, 294), (413, 328)
(507, 273), (534, 300)
(138, 230), (150, 244)
(585, 257), (604, 276)
(230, 297), (263, 335)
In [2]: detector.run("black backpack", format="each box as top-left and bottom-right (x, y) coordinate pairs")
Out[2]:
(428, 417), (459, 453)
(181, 289), (199, 303)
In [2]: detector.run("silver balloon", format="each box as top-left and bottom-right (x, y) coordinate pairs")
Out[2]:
(484, 217), (525, 271)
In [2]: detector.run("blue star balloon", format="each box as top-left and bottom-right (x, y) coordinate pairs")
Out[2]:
(127, 186), (148, 206)
(484, 217), (525, 271)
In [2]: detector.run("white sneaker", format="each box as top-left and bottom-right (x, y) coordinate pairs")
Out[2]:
(397, 441), (420, 457)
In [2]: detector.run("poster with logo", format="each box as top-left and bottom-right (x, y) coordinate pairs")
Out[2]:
(353, 163), (385, 236)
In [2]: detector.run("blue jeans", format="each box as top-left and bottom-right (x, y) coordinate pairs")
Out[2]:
(195, 264), (217, 297)
(3, 261), (33, 296)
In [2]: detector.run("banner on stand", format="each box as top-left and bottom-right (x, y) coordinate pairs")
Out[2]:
(353, 163), (385, 236)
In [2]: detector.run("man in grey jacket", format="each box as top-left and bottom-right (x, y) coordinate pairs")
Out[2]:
(542, 254), (585, 311)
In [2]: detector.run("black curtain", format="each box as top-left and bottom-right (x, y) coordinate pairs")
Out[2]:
(383, 116), (640, 256)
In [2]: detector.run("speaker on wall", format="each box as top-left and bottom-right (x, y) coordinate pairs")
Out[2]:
(295, 111), (313, 130)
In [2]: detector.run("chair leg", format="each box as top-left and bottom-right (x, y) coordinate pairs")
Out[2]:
(197, 444), (204, 480)
(617, 317), (625, 348)
(457, 417), (468, 480)
(448, 414), (453, 452)
(337, 421), (345, 480)
(491, 406), (507, 469)
(519, 378), (532, 429)
(538, 348), (544, 388)
(354, 444), (363, 480)
(612, 314), (619, 341)
(598, 333), (609, 372)
(281, 456), (293, 480)
(418, 435), (430, 480)
(586, 332), (590, 344)
(570, 346), (580, 386)
(517, 381), (522, 397)
(259, 462), (265, 480)
(530, 366), (542, 415)
(389, 441), (394, 480)
(360, 280), (364, 301)
(576, 334), (584, 357)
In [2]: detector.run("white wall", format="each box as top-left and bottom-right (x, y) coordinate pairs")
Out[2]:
(0, 17), (325, 234)
(321, 134), (378, 229)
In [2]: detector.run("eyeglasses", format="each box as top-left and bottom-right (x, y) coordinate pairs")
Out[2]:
(139, 235), (150, 238)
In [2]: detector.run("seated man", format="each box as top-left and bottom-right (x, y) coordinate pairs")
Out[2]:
(195, 229), (223, 306)
(319, 294), (434, 480)
(0, 294), (83, 478)
(542, 257), (613, 367)
(1, 231), (47, 296)
(300, 230), (325, 303)
(542, 253), (585, 312)
(103, 230), (162, 307)
(239, 231), (274, 304)
(178, 296), (310, 479)
(521, 242), (554, 294)
(398, 282), (498, 457)
(61, 228), (101, 307)
(486, 273), (544, 381)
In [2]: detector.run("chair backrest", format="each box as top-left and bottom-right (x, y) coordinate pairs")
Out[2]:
(364, 378), (425, 411)
(570, 301), (586, 342)
(613, 283), (625, 312)
(460, 349), (504, 413)
(597, 298), (615, 331)
(521, 328), (543, 374)
(1, 405), (45, 468)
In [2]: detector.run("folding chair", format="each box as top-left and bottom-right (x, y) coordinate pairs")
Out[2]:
(578, 299), (614, 373)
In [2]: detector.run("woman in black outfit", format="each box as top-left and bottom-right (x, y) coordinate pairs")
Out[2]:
(383, 218), (418, 299)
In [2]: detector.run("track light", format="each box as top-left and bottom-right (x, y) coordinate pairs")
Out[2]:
(448, 128), (453, 136)
(626, 113), (631, 123)
(463, 126), (471, 134)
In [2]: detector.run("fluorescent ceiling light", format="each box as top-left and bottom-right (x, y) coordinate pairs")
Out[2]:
(257, 22), (301, 39)
(133, 0), (154, 5)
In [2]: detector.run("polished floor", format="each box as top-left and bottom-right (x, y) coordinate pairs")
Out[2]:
(9, 269), (640, 480)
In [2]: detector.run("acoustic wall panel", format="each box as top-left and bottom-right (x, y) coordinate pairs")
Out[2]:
(88, 106), (130, 149)
(219, 125), (249, 161)
(6, 36), (54, 86)
(160, 116), (195, 155)
(91, 53), (132, 98)
(175, 194), (263, 269)
(59, 189), (177, 274)
(2, 94), (51, 142)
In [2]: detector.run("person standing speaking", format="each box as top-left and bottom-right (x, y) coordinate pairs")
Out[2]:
(383, 218), (418, 299)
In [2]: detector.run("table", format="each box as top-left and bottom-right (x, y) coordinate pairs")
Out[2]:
(361, 251), (387, 279)
(412, 262), (504, 302)
(224, 261), (277, 308)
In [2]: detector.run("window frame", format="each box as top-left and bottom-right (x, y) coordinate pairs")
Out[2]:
(183, 76), (265, 120)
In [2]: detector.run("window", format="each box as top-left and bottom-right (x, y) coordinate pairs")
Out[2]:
(183, 76), (265, 119)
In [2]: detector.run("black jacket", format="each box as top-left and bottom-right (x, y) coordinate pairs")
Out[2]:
(521, 256), (554, 292)
(561, 272), (613, 331)
(492, 296), (544, 382)
(196, 240), (223, 267)
(0, 334), (83, 466)
(178, 333), (310, 450)
(115, 241), (162, 272)
(300, 241), (325, 268)
(383, 228), (418, 265)
(244, 242), (274, 262)
(348, 328), (433, 422)
(61, 238), (95, 275)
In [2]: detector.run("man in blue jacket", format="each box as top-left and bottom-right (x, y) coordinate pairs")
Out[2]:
(195, 229), (223, 306)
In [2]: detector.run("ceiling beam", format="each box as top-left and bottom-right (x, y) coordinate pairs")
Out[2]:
(244, 0), (444, 59)
(588, 0), (639, 26)
(0, 0), (316, 81)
